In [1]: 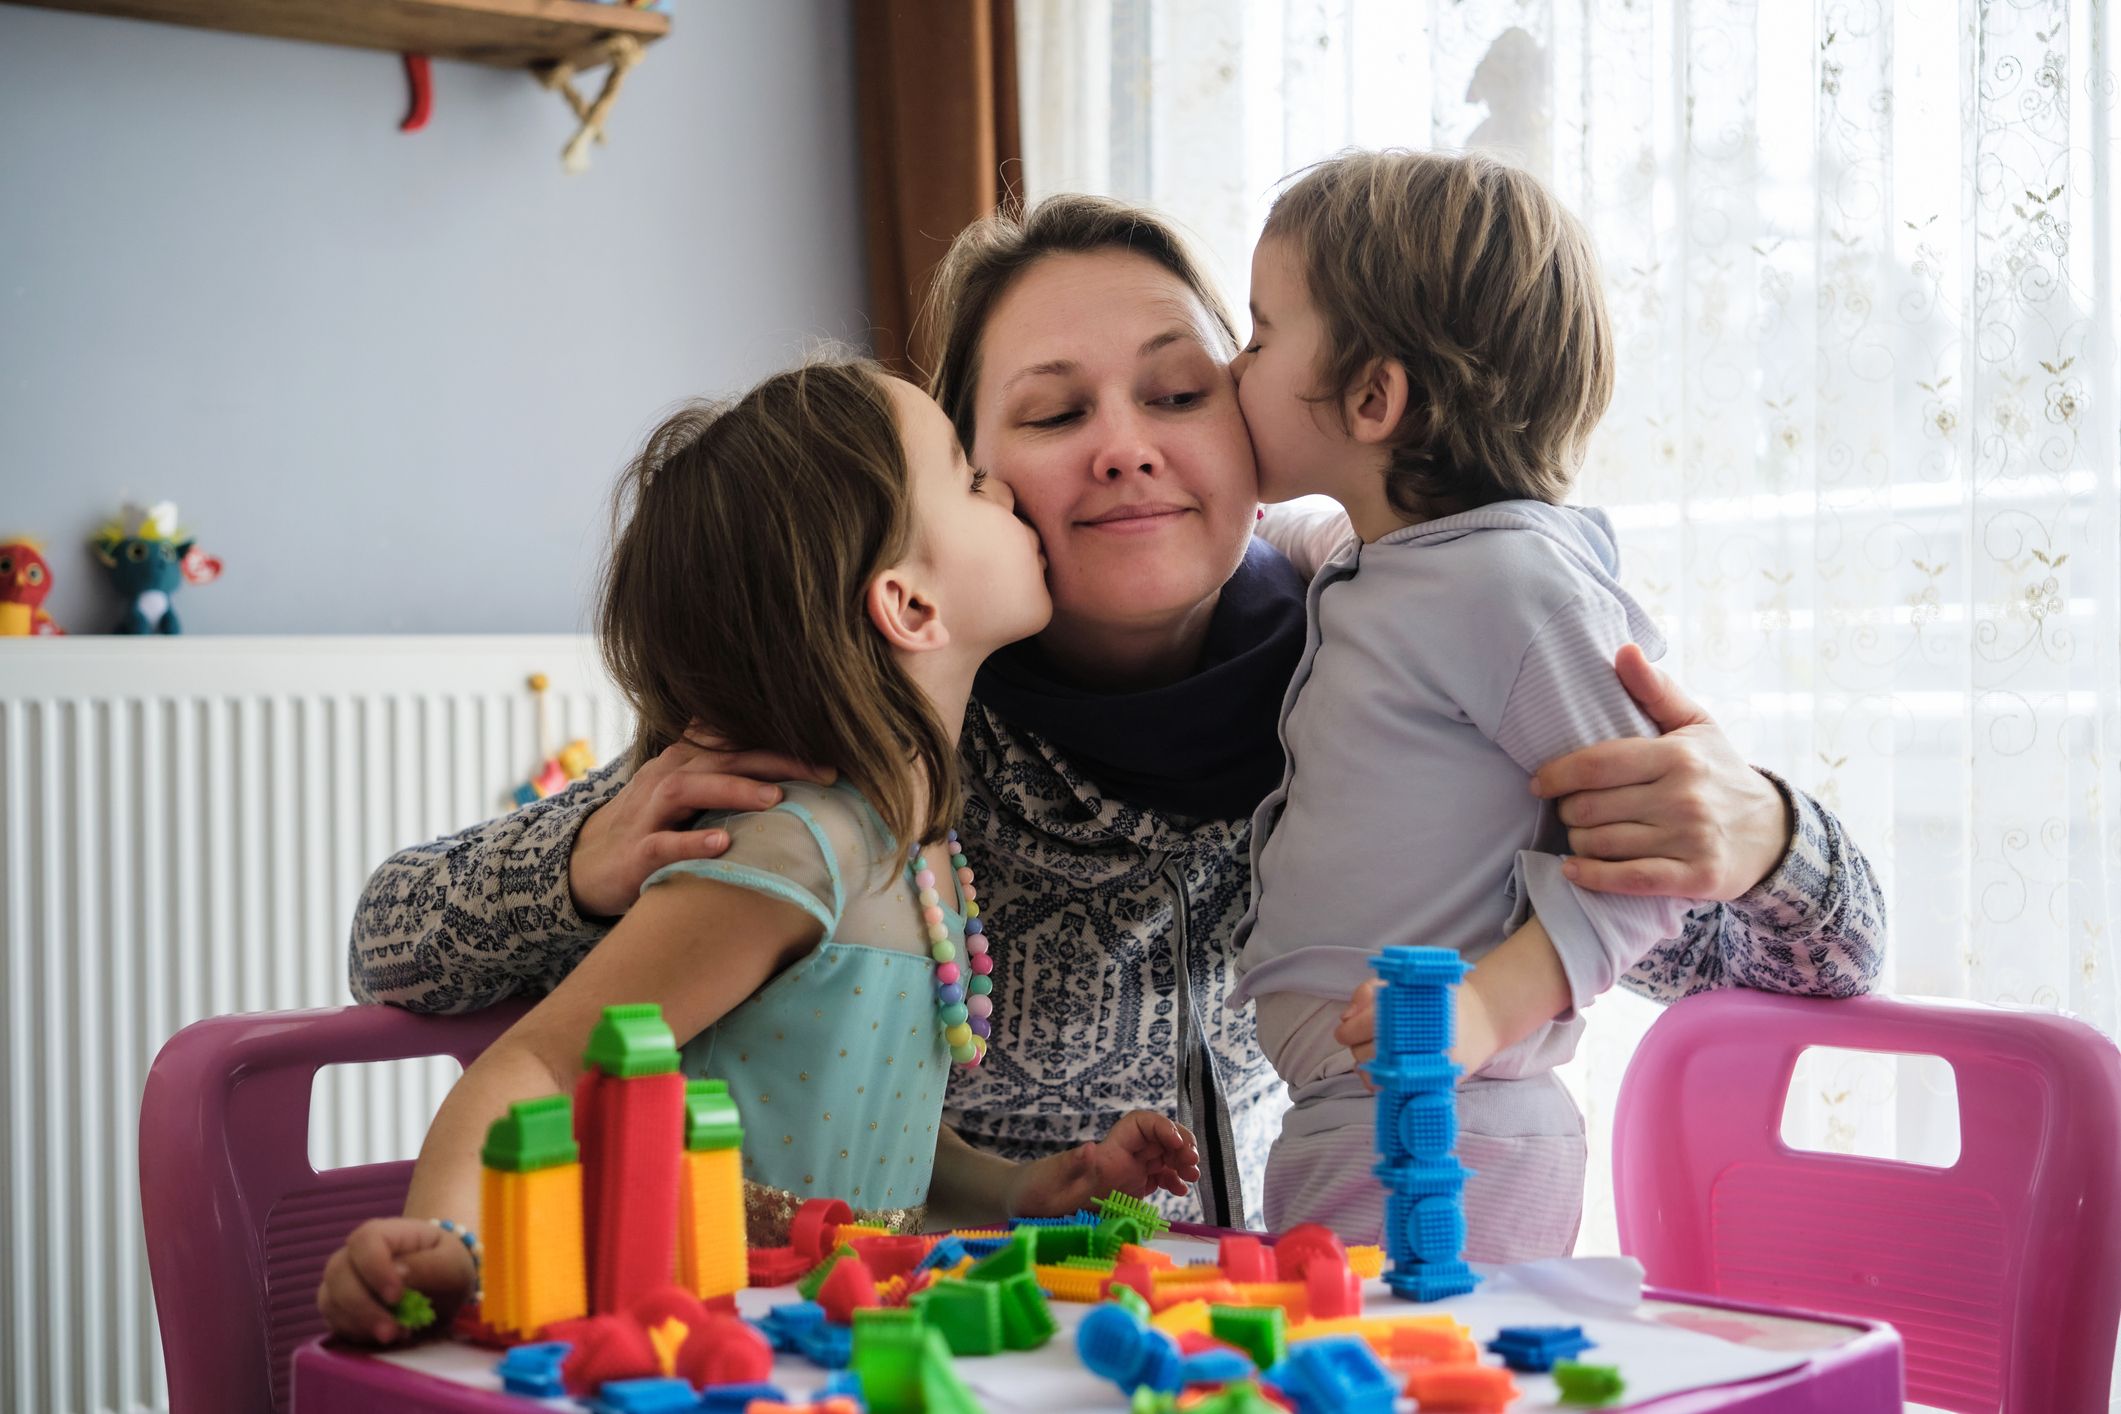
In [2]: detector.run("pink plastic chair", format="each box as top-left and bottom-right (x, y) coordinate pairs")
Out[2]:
(1614, 989), (2121, 1413)
(139, 1001), (527, 1414)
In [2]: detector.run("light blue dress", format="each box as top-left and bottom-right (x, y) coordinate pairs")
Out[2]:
(643, 780), (959, 1243)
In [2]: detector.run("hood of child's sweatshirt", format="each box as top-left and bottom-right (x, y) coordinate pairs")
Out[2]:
(1381, 499), (1664, 657)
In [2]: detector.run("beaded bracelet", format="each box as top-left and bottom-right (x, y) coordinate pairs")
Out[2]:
(431, 1217), (483, 1302)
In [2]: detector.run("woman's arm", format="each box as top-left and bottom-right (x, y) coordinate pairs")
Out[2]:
(348, 739), (832, 1013)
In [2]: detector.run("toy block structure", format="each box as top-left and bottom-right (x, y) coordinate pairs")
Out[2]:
(480, 1094), (589, 1338)
(1369, 947), (1480, 1303)
(676, 1079), (747, 1302)
(576, 1004), (687, 1314)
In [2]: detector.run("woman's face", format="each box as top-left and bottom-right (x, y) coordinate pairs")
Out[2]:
(969, 251), (1259, 652)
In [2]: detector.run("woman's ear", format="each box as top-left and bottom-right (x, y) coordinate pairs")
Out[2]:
(865, 565), (951, 654)
(1344, 357), (1411, 447)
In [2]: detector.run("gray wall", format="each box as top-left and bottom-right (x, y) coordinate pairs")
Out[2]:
(0, 0), (866, 634)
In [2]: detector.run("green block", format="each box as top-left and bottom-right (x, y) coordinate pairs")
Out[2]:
(1188, 1382), (1283, 1413)
(1130, 1389), (1178, 1414)
(1106, 1285), (1151, 1322)
(798, 1244), (858, 1302)
(480, 1094), (579, 1172)
(851, 1309), (926, 1414)
(1031, 1224), (1095, 1264)
(1209, 1304), (1285, 1370)
(391, 1288), (435, 1331)
(1093, 1191), (1171, 1239)
(916, 1325), (982, 1414)
(993, 1271), (1056, 1351)
(1058, 1255), (1117, 1272)
(1091, 1213), (1148, 1260)
(1554, 1360), (1626, 1406)
(968, 1227), (1037, 1283)
(583, 1003), (680, 1077)
(909, 1278), (1002, 1356)
(683, 1078), (743, 1151)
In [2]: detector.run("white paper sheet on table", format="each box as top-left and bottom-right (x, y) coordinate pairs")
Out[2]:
(377, 1243), (1835, 1411)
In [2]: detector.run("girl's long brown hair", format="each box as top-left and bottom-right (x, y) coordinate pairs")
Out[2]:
(597, 359), (960, 848)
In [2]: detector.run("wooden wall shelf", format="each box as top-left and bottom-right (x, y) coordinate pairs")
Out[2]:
(9, 0), (669, 69)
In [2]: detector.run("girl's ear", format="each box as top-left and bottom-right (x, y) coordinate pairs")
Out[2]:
(1344, 357), (1411, 447)
(865, 564), (950, 654)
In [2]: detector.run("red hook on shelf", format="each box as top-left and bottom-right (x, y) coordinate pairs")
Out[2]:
(400, 53), (433, 132)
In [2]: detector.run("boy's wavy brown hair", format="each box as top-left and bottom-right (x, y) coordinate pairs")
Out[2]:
(1264, 149), (1614, 519)
(597, 359), (960, 848)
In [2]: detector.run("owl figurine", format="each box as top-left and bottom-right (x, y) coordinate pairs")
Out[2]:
(91, 502), (222, 634)
(0, 539), (62, 636)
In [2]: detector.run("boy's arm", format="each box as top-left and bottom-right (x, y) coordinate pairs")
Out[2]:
(1489, 596), (1700, 1024)
(400, 875), (819, 1226)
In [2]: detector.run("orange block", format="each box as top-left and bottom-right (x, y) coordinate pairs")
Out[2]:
(481, 1163), (588, 1338)
(677, 1147), (748, 1302)
(1403, 1361), (1519, 1412)
(1118, 1244), (1176, 1269)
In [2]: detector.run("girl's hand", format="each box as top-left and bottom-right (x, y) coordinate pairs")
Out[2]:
(570, 730), (835, 920)
(316, 1217), (477, 1345)
(1007, 1111), (1201, 1217)
(1531, 645), (1792, 900)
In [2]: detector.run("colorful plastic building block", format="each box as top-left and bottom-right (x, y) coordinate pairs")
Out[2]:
(1402, 1362), (1520, 1412)
(677, 1079), (748, 1302)
(675, 1311), (773, 1388)
(1552, 1360), (1626, 1406)
(495, 1340), (571, 1397)
(1264, 1335), (1396, 1414)
(817, 1256), (881, 1324)
(993, 1271), (1057, 1349)
(1271, 1223), (1346, 1281)
(578, 1005), (685, 1315)
(748, 1246), (817, 1287)
(851, 1311), (980, 1414)
(1076, 1302), (1183, 1396)
(1215, 1235), (1273, 1284)
(391, 1288), (435, 1331)
(1032, 1223), (1096, 1263)
(757, 1301), (826, 1353)
(1093, 1213), (1149, 1259)
(909, 1275), (1003, 1354)
(849, 1233), (933, 1283)
(1093, 1191), (1172, 1240)
(1486, 1323), (1594, 1372)
(479, 1094), (589, 1338)
(912, 1235), (968, 1275)
(561, 1314), (661, 1394)
(966, 1227), (1038, 1283)
(696, 1385), (792, 1413)
(1384, 1261), (1480, 1303)
(1106, 1283), (1152, 1321)
(790, 1199), (856, 1265)
(797, 1318), (854, 1369)
(1178, 1348), (1254, 1384)
(1149, 1299), (1211, 1338)
(1181, 1382), (1284, 1414)
(1209, 1304), (1285, 1370)
(1346, 1244), (1385, 1279)
(799, 1246), (859, 1303)
(589, 1376), (698, 1413)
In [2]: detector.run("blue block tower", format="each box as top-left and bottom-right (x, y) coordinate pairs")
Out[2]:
(1370, 946), (1480, 1302)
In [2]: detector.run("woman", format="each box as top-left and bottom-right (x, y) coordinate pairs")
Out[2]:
(351, 195), (1883, 1235)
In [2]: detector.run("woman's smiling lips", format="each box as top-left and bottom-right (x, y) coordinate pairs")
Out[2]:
(1077, 502), (1193, 534)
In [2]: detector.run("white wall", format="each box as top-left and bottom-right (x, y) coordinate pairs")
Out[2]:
(0, 0), (867, 635)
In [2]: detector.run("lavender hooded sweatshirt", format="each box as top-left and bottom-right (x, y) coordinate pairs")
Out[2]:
(1231, 500), (1697, 1239)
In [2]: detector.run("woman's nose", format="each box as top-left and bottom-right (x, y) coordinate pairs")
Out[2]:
(1091, 407), (1158, 481)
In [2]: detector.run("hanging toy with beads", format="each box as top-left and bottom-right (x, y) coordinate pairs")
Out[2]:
(512, 672), (597, 807)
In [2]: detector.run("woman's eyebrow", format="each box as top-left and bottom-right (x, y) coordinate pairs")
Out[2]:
(1001, 359), (1077, 394)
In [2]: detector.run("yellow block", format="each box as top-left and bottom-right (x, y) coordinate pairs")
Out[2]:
(481, 1163), (587, 1338)
(1347, 1244), (1385, 1279)
(1032, 1264), (1110, 1303)
(677, 1147), (747, 1301)
(1149, 1299), (1212, 1337)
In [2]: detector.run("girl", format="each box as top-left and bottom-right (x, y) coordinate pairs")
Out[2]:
(318, 360), (1200, 1344)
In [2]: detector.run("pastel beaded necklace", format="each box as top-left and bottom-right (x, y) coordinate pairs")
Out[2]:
(910, 829), (992, 1067)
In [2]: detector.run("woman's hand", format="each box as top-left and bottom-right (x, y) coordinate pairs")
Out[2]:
(316, 1217), (477, 1345)
(1531, 646), (1792, 900)
(1007, 1111), (1201, 1217)
(569, 733), (835, 920)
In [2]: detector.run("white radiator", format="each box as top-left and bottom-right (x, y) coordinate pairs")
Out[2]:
(0, 636), (630, 1414)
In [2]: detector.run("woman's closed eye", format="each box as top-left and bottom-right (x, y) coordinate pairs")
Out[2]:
(1152, 390), (1210, 410)
(970, 466), (991, 494)
(1022, 408), (1081, 430)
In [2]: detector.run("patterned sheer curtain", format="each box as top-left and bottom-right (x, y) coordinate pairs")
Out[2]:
(1017, 0), (2118, 1257)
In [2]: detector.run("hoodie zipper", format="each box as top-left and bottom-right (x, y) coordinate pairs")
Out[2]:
(1146, 847), (1236, 1228)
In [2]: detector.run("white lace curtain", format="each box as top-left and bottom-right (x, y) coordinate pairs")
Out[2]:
(1016, 0), (2118, 1257)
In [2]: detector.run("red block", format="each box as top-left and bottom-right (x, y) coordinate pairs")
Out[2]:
(1273, 1223), (1346, 1281)
(746, 1246), (814, 1287)
(848, 1234), (931, 1283)
(817, 1256), (880, 1325)
(1305, 1259), (1362, 1319)
(582, 1071), (686, 1314)
(1218, 1235), (1274, 1285)
(789, 1198), (854, 1265)
(676, 1312), (774, 1388)
(560, 1314), (659, 1395)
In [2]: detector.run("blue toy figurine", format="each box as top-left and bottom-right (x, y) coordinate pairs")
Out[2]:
(91, 502), (222, 634)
